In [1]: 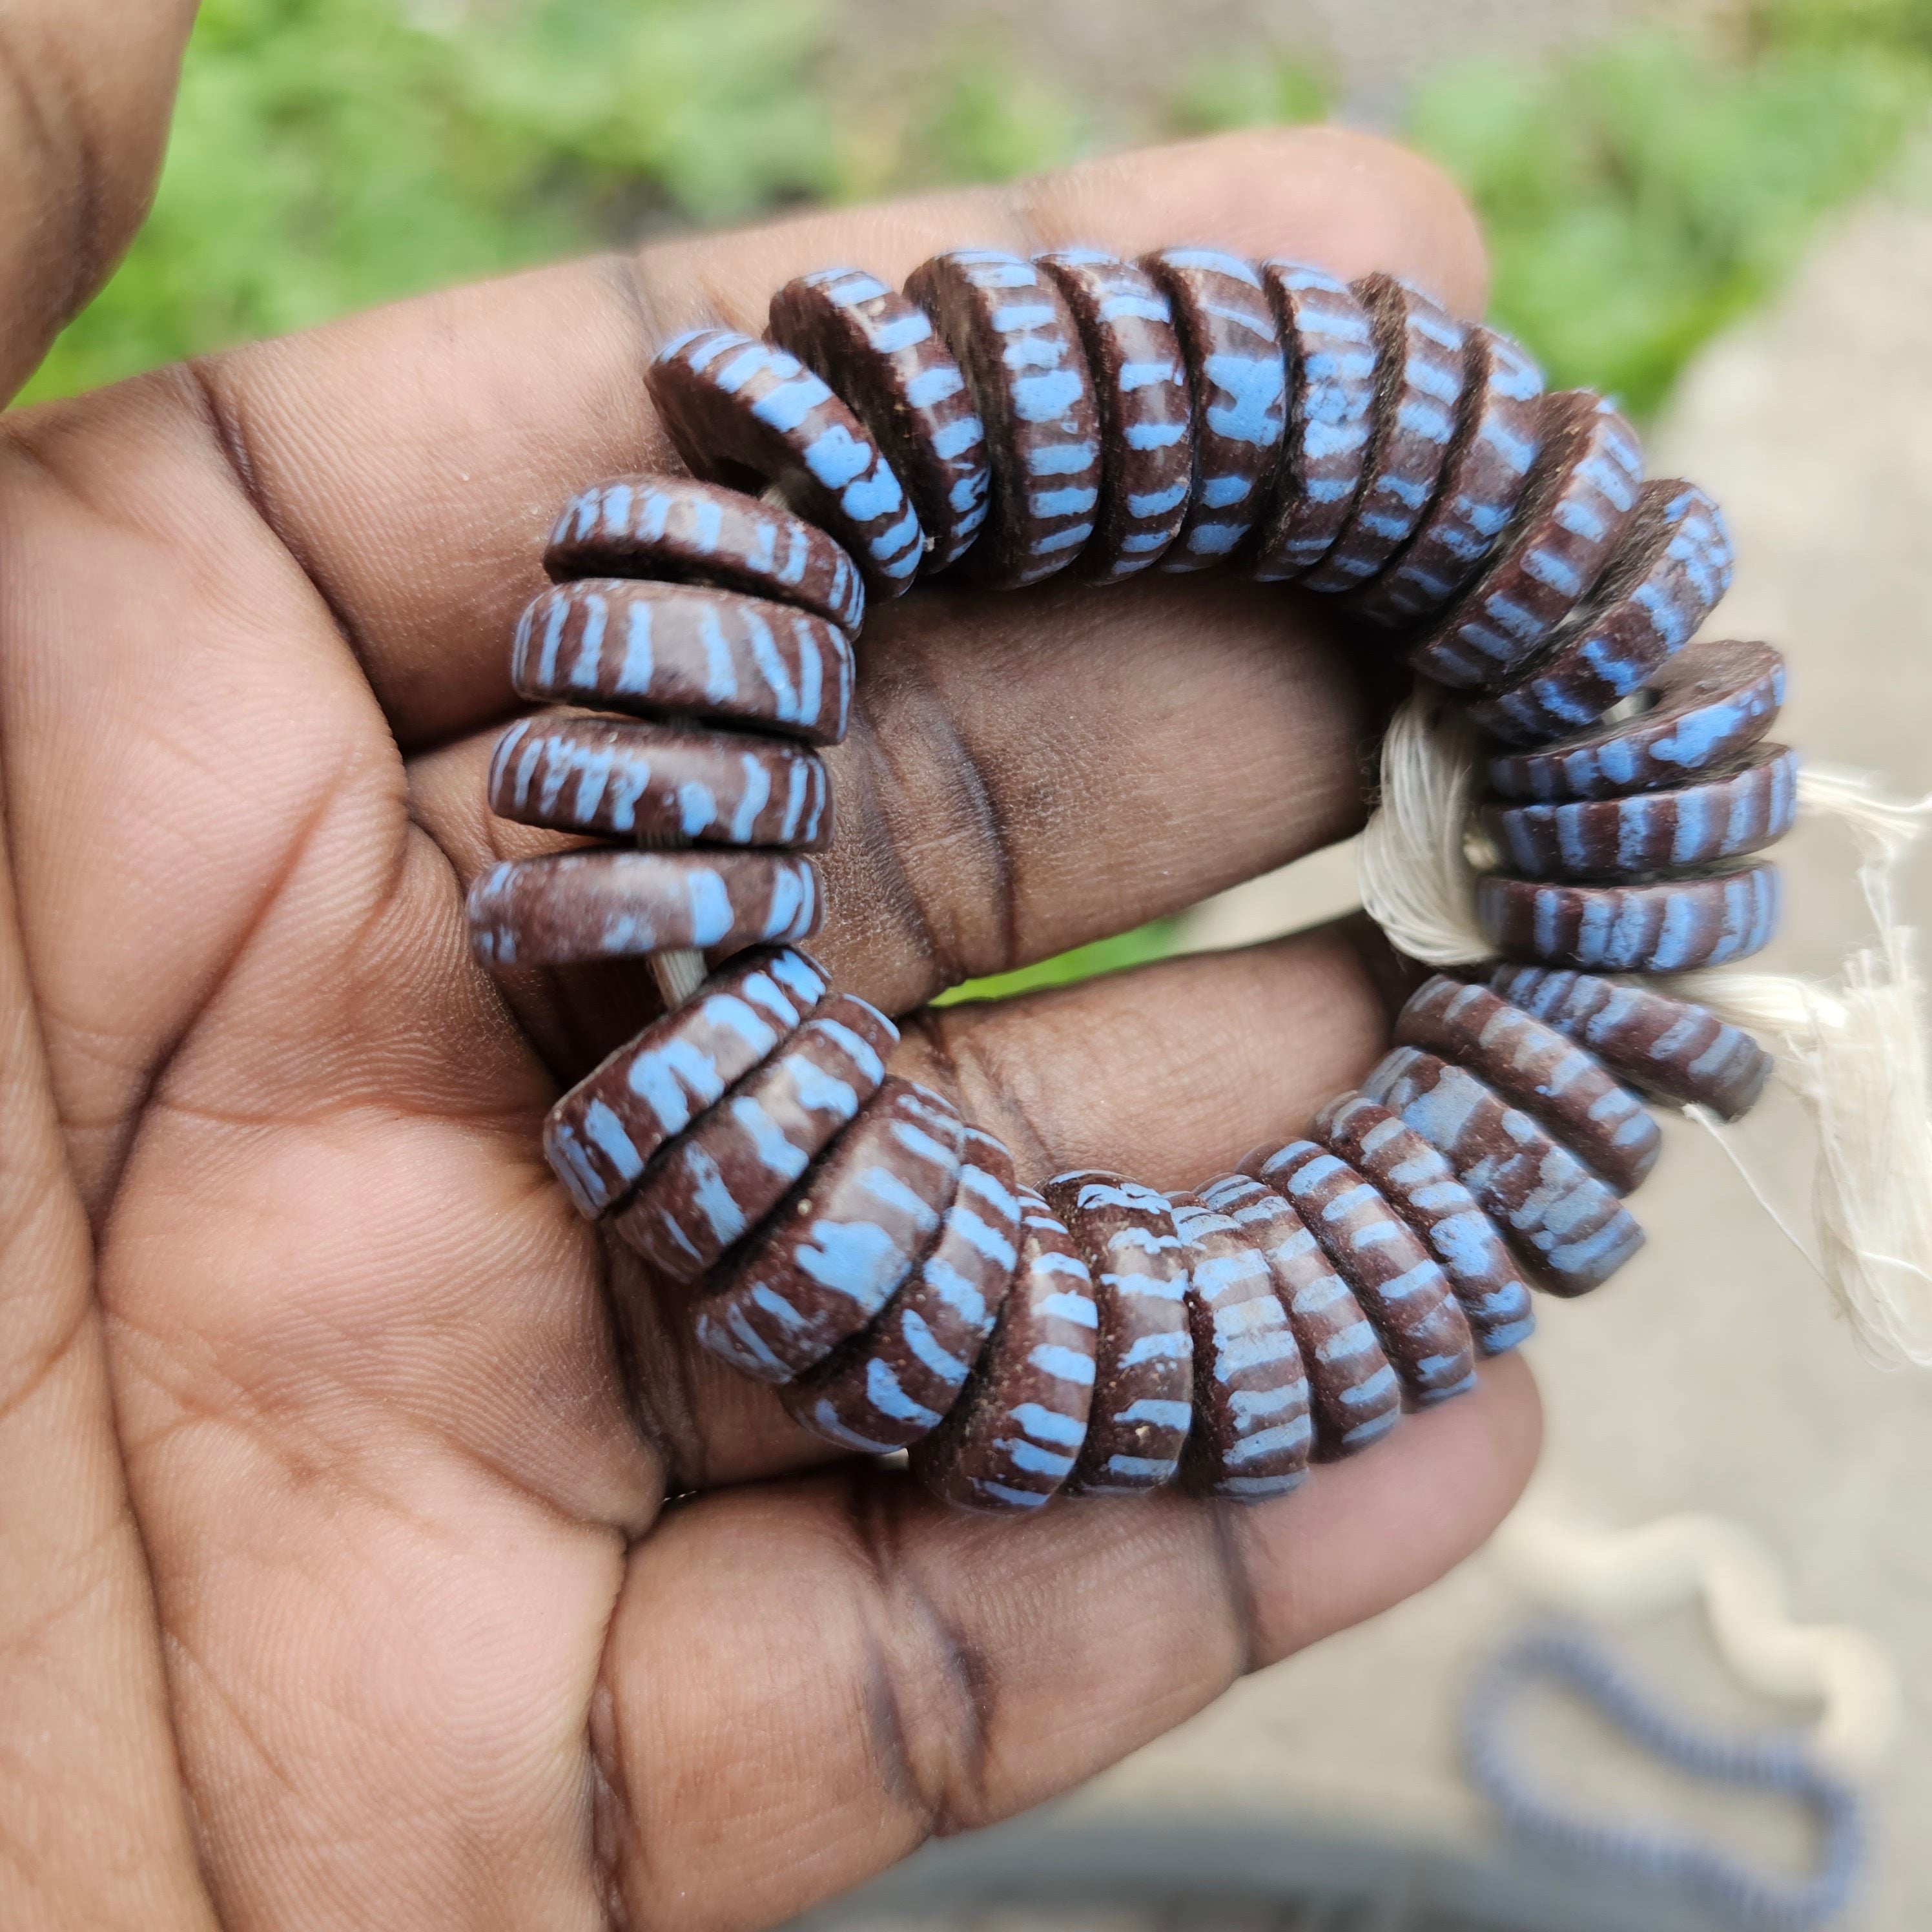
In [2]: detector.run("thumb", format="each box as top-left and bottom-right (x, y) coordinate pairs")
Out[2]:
(0, 0), (198, 402)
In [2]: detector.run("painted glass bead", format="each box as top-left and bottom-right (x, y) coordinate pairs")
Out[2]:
(781, 1124), (1021, 1454)
(909, 1187), (1098, 1514)
(1361, 1046), (1646, 1295)
(1350, 325), (1544, 626)
(1313, 1092), (1536, 1355)
(488, 714), (830, 850)
(1483, 639), (1786, 801)
(1197, 1174), (1401, 1457)
(1489, 965), (1772, 1122)
(466, 848), (820, 969)
(903, 249), (1102, 587)
(1481, 743), (1799, 883)
(613, 995), (897, 1286)
(1466, 482), (1734, 745)
(1298, 273), (1466, 595)
(1042, 1170), (1194, 1495)
(1477, 862), (1782, 973)
(544, 472), (863, 633)
(510, 579), (854, 746)
(1244, 1139), (1476, 1403)
(1395, 975), (1661, 1193)
(1169, 1191), (1313, 1499)
(768, 266), (990, 573)
(1034, 249), (1193, 578)
(544, 947), (829, 1218)
(1408, 390), (1643, 692)
(692, 1080), (964, 1382)
(1141, 247), (1286, 571)
(648, 328), (924, 595)
(1247, 262), (1377, 580)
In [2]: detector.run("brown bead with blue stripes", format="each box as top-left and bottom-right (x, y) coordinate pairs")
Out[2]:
(1481, 743), (1798, 883)
(1242, 1139), (1476, 1404)
(1490, 965), (1773, 1122)
(1299, 274), (1466, 595)
(1035, 249), (1194, 579)
(544, 947), (830, 1218)
(1351, 325), (1544, 625)
(783, 1124), (1021, 1452)
(1142, 247), (1286, 571)
(1478, 862), (1782, 973)
(1484, 640), (1786, 802)
(1466, 482), (1734, 746)
(910, 1187), (1098, 1514)
(1198, 1175), (1401, 1455)
(488, 714), (830, 850)
(1395, 975), (1661, 1195)
(466, 847), (820, 969)
(543, 472), (865, 633)
(1361, 1045), (1645, 1296)
(1408, 390), (1643, 692)
(768, 267), (990, 573)
(1248, 263), (1377, 580)
(648, 327), (925, 595)
(1313, 1093), (1535, 1355)
(510, 578), (854, 746)
(693, 1079), (965, 1382)
(904, 249), (1102, 587)
(614, 994), (898, 1286)
(1043, 1171), (1193, 1494)
(1170, 1191), (1312, 1499)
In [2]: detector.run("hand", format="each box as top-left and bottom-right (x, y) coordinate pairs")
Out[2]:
(0, 14), (1539, 1927)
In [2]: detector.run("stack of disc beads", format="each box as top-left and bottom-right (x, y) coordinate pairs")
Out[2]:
(467, 244), (1791, 1515)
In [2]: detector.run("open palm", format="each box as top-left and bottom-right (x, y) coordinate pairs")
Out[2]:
(0, 16), (1539, 1927)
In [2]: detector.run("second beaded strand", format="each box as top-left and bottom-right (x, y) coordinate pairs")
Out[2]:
(465, 238), (1793, 1516)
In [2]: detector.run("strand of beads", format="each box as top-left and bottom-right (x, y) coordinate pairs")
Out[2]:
(467, 475), (856, 1022)
(467, 240), (1797, 1516)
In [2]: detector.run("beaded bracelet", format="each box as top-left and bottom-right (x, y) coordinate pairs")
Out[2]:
(1462, 1623), (1864, 1929)
(466, 243), (1791, 1514)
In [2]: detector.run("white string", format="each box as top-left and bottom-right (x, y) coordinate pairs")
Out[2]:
(650, 948), (708, 1010)
(1357, 703), (1932, 1370)
(1357, 689), (1492, 965)
(1681, 1103), (1828, 1282)
(1672, 768), (1932, 1370)
(1494, 1507), (1901, 1779)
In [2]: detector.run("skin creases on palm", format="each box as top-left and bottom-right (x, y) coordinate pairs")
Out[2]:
(0, 50), (1537, 1930)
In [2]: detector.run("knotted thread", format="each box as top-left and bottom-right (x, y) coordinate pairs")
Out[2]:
(1356, 694), (1932, 1368)
(1357, 688), (1492, 966)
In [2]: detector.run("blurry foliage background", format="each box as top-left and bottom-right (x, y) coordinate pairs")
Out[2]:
(25, 0), (1932, 413)
(20, 0), (1931, 998)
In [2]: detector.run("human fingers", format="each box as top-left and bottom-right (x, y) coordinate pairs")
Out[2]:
(0, 0), (198, 400)
(406, 558), (1378, 1073)
(595, 1354), (1539, 1930)
(178, 125), (1486, 750)
(575, 919), (1417, 1492)
(0, 801), (216, 1925)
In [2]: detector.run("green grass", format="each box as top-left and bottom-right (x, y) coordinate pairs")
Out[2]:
(21, 0), (842, 403)
(931, 921), (1178, 1008)
(32, 3), (1929, 416)
(1407, 26), (1927, 414)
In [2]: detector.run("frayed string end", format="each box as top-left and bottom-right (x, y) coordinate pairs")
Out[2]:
(1678, 768), (1932, 1370)
(1357, 697), (1932, 1370)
